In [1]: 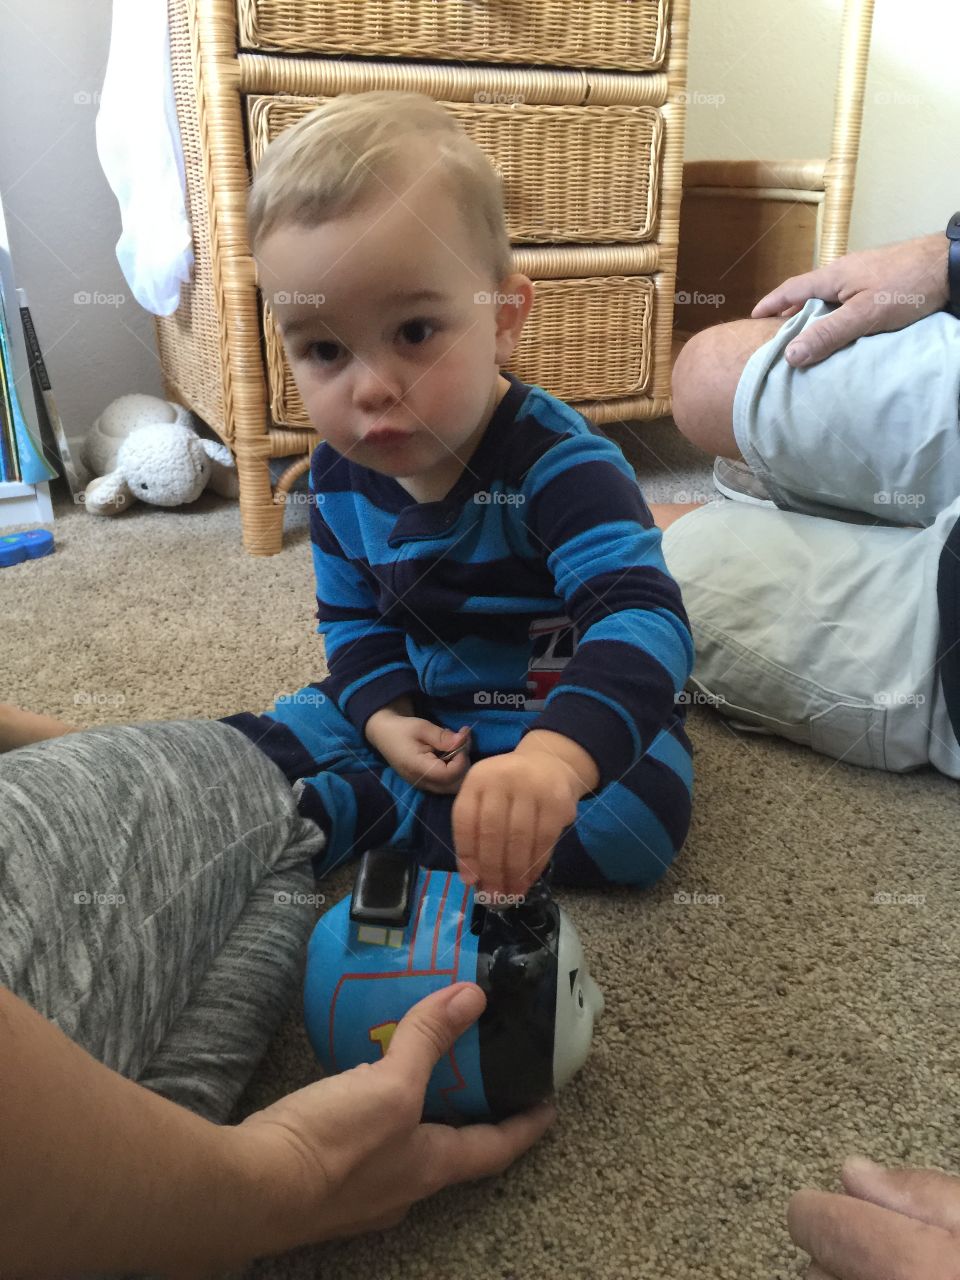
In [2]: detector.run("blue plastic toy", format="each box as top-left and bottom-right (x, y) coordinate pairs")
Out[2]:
(304, 847), (604, 1122)
(0, 529), (54, 568)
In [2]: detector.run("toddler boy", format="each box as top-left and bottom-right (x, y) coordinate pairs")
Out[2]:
(223, 91), (695, 897)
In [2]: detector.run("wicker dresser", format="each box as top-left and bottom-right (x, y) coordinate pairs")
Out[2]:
(157, 0), (690, 555)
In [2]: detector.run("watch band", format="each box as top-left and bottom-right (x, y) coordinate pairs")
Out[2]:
(947, 213), (960, 319)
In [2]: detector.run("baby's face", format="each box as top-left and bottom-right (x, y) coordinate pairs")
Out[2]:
(257, 163), (532, 500)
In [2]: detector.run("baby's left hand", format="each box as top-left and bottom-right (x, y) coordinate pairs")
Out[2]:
(451, 750), (581, 899)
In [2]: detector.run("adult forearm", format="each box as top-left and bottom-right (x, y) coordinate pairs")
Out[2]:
(0, 704), (80, 751)
(0, 987), (280, 1276)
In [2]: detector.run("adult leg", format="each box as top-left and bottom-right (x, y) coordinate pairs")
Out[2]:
(671, 317), (785, 459)
(674, 301), (960, 526)
(0, 719), (326, 1123)
(659, 498), (960, 778)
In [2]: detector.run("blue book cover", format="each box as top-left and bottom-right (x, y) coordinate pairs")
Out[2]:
(0, 342), (17, 482)
(0, 283), (55, 485)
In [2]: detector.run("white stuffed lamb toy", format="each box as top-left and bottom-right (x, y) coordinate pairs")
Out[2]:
(82, 393), (239, 516)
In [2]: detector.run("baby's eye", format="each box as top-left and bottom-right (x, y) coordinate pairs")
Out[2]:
(304, 340), (341, 365)
(399, 319), (435, 346)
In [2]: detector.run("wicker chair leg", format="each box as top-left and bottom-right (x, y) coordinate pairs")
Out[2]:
(235, 451), (284, 556)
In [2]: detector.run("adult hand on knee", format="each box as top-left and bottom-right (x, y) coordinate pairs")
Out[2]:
(788, 1156), (960, 1279)
(234, 984), (555, 1248)
(752, 233), (950, 368)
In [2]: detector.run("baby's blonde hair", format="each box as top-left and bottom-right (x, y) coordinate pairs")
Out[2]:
(247, 90), (512, 285)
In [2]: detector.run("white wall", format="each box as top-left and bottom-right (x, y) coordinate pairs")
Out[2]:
(0, 1), (162, 451)
(0, 1), (955, 453)
(685, 0), (960, 250)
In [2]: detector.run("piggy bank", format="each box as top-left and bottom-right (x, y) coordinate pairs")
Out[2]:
(303, 846), (604, 1121)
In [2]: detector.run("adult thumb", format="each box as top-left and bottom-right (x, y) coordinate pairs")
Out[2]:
(384, 983), (487, 1091)
(784, 299), (869, 367)
(842, 1156), (960, 1234)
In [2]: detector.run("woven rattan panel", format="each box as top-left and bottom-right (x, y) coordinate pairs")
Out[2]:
(237, 0), (669, 73)
(248, 95), (663, 245)
(155, 0), (228, 442)
(263, 273), (655, 428)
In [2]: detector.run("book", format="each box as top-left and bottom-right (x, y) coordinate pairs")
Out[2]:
(0, 303), (19, 482)
(18, 289), (86, 497)
(0, 277), (54, 487)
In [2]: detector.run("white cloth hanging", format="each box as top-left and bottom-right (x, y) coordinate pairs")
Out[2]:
(95, 0), (194, 316)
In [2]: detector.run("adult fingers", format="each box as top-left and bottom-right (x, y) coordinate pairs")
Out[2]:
(781, 295), (876, 368)
(414, 1100), (557, 1196)
(325, 1207), (409, 1239)
(382, 983), (487, 1103)
(752, 266), (837, 317)
(842, 1158), (960, 1234)
(804, 1266), (839, 1280)
(788, 1187), (959, 1279)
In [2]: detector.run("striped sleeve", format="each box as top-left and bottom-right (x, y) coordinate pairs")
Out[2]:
(520, 435), (694, 787)
(309, 469), (421, 735)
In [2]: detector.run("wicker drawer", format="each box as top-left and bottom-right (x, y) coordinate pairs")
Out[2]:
(263, 272), (655, 427)
(248, 96), (663, 245)
(237, 0), (670, 73)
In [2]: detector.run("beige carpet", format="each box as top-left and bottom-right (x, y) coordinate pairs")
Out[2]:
(4, 420), (957, 1280)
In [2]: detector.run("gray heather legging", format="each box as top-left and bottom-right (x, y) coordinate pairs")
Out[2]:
(0, 718), (326, 1123)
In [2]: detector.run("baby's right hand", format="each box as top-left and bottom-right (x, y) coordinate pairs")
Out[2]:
(365, 710), (471, 794)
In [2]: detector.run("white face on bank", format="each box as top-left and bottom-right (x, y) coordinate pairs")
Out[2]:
(553, 909), (604, 1091)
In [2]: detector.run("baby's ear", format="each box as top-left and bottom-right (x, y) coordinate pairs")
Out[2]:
(494, 274), (535, 362)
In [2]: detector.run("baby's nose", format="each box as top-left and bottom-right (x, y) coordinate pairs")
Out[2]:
(354, 364), (403, 411)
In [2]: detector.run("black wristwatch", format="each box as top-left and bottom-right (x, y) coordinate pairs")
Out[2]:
(947, 213), (960, 319)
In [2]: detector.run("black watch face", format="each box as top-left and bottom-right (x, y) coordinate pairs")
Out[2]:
(948, 212), (960, 240)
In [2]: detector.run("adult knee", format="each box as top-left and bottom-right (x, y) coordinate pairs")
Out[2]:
(671, 317), (782, 457)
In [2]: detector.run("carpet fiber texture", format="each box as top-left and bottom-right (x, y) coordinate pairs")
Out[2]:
(3, 420), (957, 1280)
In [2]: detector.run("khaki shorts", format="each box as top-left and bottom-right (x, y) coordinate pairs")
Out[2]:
(733, 297), (960, 525)
(662, 500), (960, 775)
(662, 300), (960, 776)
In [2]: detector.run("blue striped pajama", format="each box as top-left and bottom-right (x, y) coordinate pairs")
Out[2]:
(225, 371), (695, 887)
(225, 687), (693, 888)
